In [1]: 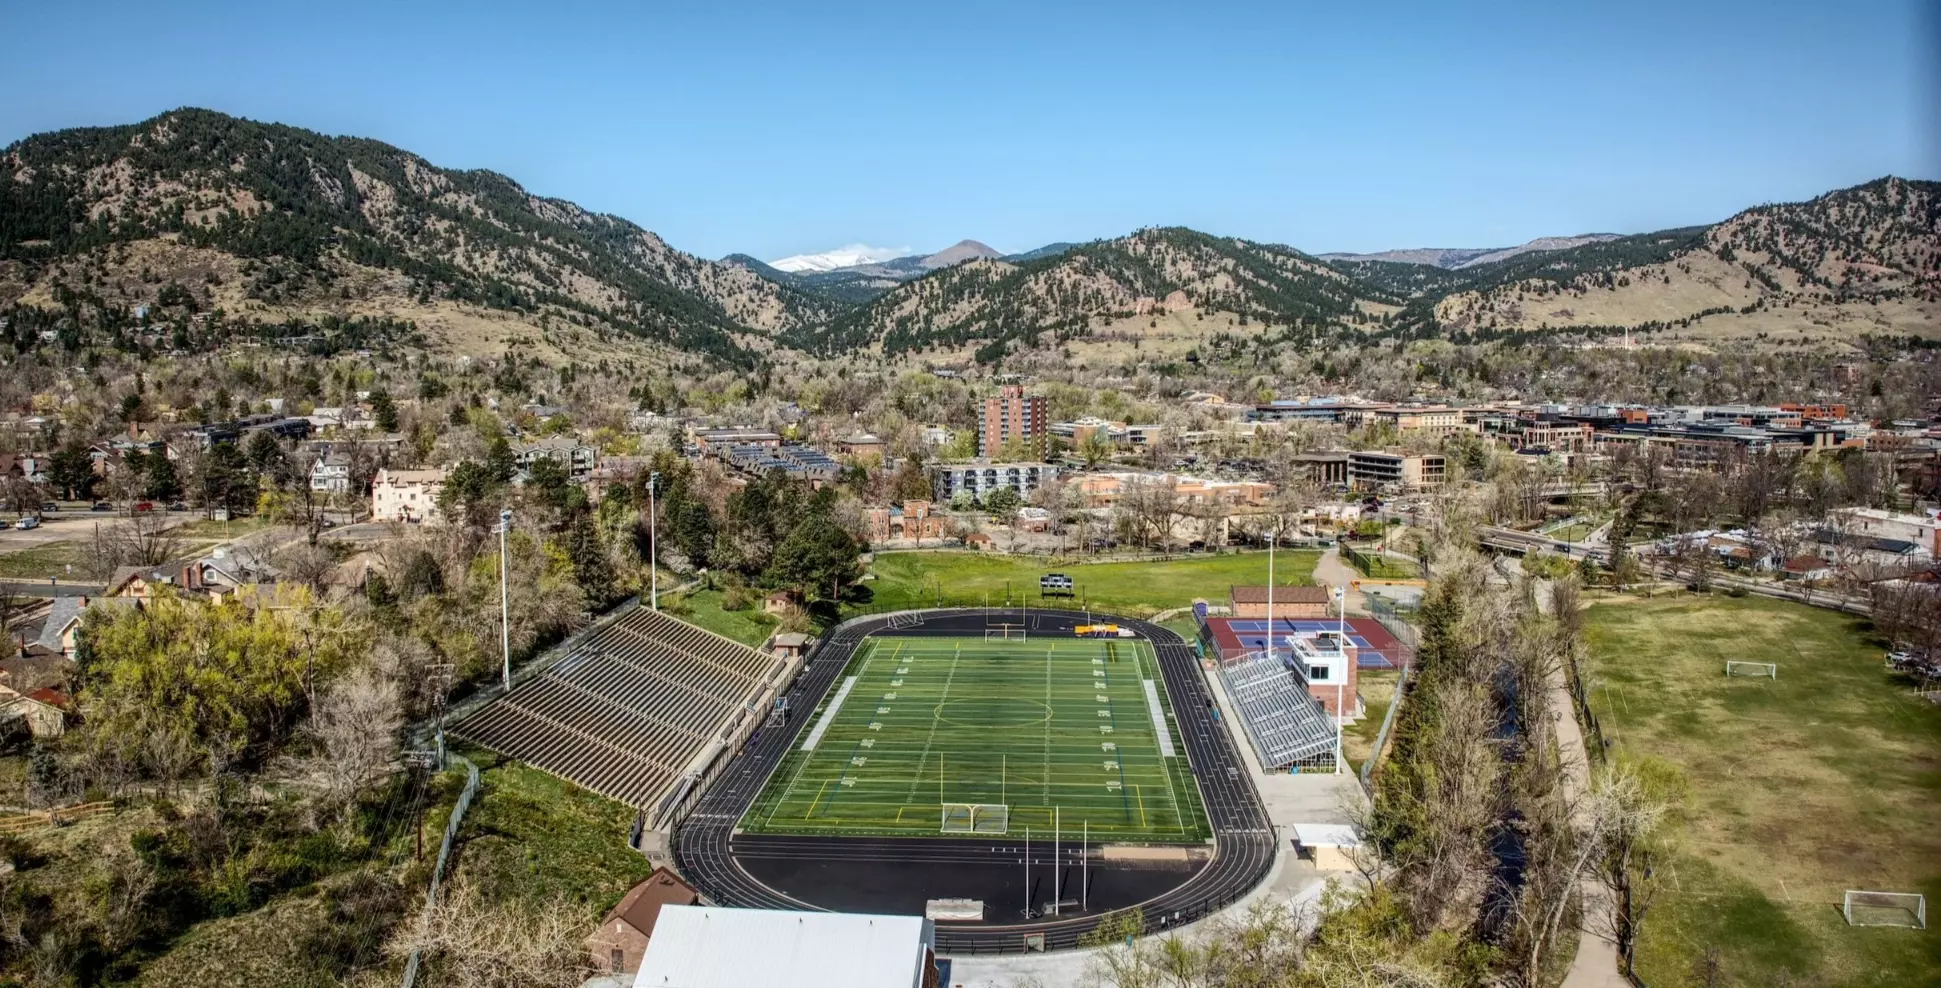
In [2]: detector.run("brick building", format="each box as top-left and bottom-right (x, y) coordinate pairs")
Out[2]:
(585, 867), (700, 976)
(863, 500), (948, 544)
(979, 385), (1048, 457)
(1229, 585), (1332, 619)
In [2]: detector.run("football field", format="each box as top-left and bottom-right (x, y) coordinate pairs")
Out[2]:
(741, 635), (1211, 843)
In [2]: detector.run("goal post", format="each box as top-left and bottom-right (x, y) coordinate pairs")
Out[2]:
(941, 803), (1010, 835)
(1843, 890), (1927, 929)
(1725, 661), (1777, 679)
(984, 625), (1027, 641)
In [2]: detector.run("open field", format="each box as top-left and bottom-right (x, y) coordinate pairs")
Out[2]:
(1582, 593), (1941, 988)
(743, 636), (1209, 843)
(0, 540), (83, 579)
(858, 550), (1319, 618)
(1343, 670), (1400, 775)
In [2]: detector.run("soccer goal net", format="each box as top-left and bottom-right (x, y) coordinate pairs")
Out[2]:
(1843, 890), (1927, 929)
(984, 625), (1027, 641)
(1725, 661), (1777, 679)
(941, 803), (1010, 835)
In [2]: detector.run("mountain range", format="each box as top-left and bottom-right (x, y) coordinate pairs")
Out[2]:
(3, 108), (1935, 368)
(1319, 234), (1624, 270)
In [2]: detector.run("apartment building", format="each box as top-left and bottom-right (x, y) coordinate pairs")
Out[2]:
(371, 467), (447, 523)
(930, 461), (1060, 501)
(979, 385), (1049, 457)
(1347, 451), (1446, 490)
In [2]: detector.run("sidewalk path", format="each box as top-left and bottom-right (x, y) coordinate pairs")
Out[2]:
(1313, 547), (1366, 614)
(1533, 578), (1630, 988)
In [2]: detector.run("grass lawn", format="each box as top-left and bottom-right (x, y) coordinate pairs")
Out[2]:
(661, 588), (780, 646)
(0, 540), (85, 579)
(1581, 593), (1941, 988)
(857, 550), (1320, 619)
(168, 515), (275, 540)
(743, 636), (1208, 842)
(451, 749), (658, 910)
(1343, 670), (1400, 776)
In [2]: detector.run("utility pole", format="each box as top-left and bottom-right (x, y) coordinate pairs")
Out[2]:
(498, 507), (512, 691)
(649, 471), (661, 611)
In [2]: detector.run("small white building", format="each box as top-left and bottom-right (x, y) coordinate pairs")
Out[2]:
(371, 467), (447, 523)
(634, 906), (940, 988)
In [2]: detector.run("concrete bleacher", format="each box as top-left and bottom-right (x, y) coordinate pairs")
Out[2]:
(454, 608), (786, 808)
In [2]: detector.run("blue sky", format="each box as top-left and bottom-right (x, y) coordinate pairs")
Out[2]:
(3, 0), (1935, 261)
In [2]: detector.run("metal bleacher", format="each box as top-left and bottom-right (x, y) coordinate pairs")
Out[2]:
(1216, 649), (1339, 770)
(453, 608), (777, 808)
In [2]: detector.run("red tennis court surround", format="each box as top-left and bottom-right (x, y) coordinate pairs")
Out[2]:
(1202, 616), (1408, 669)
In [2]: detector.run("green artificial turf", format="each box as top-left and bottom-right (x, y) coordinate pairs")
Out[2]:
(742, 636), (1209, 843)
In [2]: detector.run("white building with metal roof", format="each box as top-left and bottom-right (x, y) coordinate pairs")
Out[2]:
(633, 906), (939, 988)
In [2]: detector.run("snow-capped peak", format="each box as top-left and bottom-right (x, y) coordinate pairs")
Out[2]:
(768, 243), (913, 273)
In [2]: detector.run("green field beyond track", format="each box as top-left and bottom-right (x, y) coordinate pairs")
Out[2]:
(742, 636), (1211, 843)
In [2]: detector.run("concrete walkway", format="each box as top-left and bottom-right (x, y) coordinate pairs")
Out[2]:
(1533, 578), (1630, 988)
(1313, 547), (1366, 614)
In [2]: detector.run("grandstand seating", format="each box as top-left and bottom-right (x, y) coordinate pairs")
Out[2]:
(1215, 650), (1338, 769)
(454, 608), (780, 807)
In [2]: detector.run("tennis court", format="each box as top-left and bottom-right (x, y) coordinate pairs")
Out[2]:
(1205, 616), (1408, 668)
(740, 635), (1210, 843)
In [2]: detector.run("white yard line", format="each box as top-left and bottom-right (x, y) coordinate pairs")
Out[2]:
(906, 642), (963, 802)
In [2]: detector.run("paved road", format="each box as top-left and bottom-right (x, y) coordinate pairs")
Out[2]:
(672, 608), (1277, 953)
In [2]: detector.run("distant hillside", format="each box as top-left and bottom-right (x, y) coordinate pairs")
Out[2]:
(1322, 234), (1622, 270)
(0, 108), (833, 364)
(788, 227), (1399, 357)
(1422, 178), (1939, 341)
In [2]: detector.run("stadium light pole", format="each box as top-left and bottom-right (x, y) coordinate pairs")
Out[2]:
(648, 471), (661, 611)
(498, 507), (513, 692)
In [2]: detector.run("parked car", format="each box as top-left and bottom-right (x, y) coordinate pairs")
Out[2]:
(91, 502), (113, 512)
(40, 501), (58, 512)
(166, 502), (187, 512)
(0, 520), (11, 530)
(133, 502), (155, 513)
(15, 516), (38, 530)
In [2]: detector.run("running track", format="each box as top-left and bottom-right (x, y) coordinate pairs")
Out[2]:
(673, 609), (1277, 953)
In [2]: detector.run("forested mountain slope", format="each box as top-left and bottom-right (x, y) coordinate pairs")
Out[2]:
(0, 108), (833, 364)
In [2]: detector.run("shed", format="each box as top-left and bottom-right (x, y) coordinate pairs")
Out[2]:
(585, 867), (700, 975)
(1292, 823), (1362, 871)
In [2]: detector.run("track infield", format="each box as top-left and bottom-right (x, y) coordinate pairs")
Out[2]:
(740, 635), (1210, 843)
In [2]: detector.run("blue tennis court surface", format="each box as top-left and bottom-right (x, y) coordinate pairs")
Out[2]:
(1204, 617), (1407, 669)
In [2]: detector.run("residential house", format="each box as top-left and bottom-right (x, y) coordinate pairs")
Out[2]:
(34, 596), (137, 661)
(516, 436), (599, 478)
(863, 501), (947, 544)
(310, 452), (353, 494)
(584, 867), (700, 976)
(371, 467), (448, 523)
(0, 685), (69, 739)
(837, 433), (887, 459)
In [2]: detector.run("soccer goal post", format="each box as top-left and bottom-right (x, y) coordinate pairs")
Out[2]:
(1724, 661), (1777, 679)
(941, 803), (1010, 835)
(1843, 890), (1927, 929)
(984, 625), (1026, 641)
